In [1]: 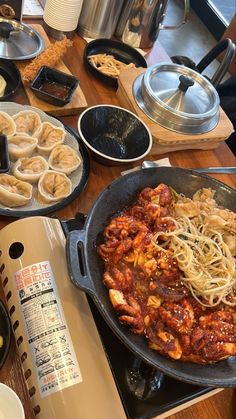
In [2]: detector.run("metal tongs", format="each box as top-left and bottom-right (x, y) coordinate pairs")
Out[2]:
(141, 161), (236, 174)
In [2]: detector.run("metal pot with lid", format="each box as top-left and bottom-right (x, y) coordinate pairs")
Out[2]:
(0, 17), (44, 60)
(133, 63), (220, 134)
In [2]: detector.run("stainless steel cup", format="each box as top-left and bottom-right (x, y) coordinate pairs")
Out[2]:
(115, 0), (189, 49)
(77, 0), (124, 39)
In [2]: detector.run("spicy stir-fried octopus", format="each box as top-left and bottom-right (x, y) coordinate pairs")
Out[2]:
(98, 184), (236, 364)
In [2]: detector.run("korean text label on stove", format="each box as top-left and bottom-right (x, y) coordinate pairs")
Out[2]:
(14, 260), (82, 397)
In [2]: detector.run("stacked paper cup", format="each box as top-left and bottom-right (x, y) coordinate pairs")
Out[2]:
(43, 0), (83, 33)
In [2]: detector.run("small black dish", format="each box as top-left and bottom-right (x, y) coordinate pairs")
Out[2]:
(84, 38), (147, 87)
(0, 299), (11, 369)
(0, 135), (10, 173)
(0, 59), (21, 101)
(30, 66), (80, 107)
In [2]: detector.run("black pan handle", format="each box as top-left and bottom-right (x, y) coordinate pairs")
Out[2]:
(66, 230), (96, 297)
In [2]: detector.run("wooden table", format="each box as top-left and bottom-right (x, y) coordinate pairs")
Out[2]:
(0, 31), (235, 419)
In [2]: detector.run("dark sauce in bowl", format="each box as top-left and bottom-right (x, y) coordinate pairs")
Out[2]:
(39, 80), (70, 100)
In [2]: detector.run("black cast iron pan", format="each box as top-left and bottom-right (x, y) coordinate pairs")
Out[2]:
(66, 167), (236, 387)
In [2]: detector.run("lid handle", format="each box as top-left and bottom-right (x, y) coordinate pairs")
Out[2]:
(0, 22), (14, 39)
(178, 75), (194, 92)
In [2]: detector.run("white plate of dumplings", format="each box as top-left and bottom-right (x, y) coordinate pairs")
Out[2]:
(0, 102), (89, 216)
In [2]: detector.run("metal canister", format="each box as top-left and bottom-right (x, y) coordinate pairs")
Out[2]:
(115, 0), (189, 49)
(77, 0), (124, 39)
(0, 217), (126, 419)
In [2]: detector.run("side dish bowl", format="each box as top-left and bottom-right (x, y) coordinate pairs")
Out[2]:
(78, 105), (152, 166)
(30, 66), (79, 107)
(84, 38), (147, 87)
(0, 59), (21, 101)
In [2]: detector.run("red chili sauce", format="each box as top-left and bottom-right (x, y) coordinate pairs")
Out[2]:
(39, 80), (70, 100)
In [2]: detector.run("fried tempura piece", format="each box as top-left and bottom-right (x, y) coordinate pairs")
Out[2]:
(22, 36), (73, 84)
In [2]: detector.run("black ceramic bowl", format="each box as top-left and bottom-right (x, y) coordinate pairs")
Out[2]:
(0, 300), (11, 369)
(0, 135), (10, 173)
(0, 59), (21, 101)
(30, 66), (80, 107)
(84, 38), (147, 87)
(78, 105), (152, 166)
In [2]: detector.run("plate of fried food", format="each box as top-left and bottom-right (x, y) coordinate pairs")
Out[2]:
(21, 35), (73, 86)
(84, 38), (147, 87)
(0, 102), (89, 217)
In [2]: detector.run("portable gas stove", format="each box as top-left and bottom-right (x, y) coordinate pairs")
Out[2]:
(88, 298), (221, 419)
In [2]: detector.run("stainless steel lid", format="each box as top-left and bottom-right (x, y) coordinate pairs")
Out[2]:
(0, 18), (44, 60)
(133, 63), (220, 134)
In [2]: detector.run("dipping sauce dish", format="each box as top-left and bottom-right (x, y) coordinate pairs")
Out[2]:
(30, 66), (79, 107)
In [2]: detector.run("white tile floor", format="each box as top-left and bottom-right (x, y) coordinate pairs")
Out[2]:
(211, 0), (235, 24)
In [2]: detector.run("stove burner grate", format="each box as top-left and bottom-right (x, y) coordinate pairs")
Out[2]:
(88, 297), (212, 419)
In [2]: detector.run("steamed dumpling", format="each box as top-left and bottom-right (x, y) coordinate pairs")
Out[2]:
(13, 156), (49, 183)
(0, 174), (32, 207)
(35, 122), (65, 155)
(8, 135), (38, 161)
(13, 111), (41, 136)
(0, 112), (16, 136)
(38, 170), (72, 203)
(48, 145), (81, 175)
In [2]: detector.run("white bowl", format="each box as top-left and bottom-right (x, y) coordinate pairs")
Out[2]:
(0, 384), (25, 419)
